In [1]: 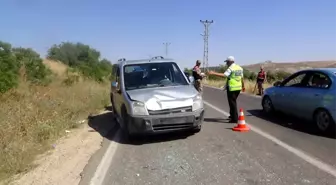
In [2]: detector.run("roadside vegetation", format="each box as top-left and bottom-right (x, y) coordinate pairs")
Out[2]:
(0, 41), (113, 183)
(184, 65), (291, 94)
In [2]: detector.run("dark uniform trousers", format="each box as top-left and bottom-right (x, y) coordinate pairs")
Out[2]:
(227, 90), (241, 122)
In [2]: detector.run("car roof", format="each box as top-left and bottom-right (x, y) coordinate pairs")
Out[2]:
(117, 56), (175, 67)
(299, 68), (336, 75)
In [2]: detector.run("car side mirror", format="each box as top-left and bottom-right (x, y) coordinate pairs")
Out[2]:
(273, 81), (281, 87)
(189, 76), (195, 84)
(111, 81), (121, 93)
(111, 81), (118, 88)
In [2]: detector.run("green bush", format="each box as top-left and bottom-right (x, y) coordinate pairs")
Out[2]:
(266, 70), (291, 82)
(13, 47), (52, 85)
(0, 41), (53, 94)
(183, 68), (192, 75)
(242, 68), (257, 81)
(47, 42), (112, 82)
(0, 41), (20, 93)
(206, 64), (292, 83)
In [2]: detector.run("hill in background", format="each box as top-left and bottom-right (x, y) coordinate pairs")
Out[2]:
(243, 60), (336, 73)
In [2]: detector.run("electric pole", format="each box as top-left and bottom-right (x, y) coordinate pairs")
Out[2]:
(200, 20), (213, 72)
(163, 42), (171, 57)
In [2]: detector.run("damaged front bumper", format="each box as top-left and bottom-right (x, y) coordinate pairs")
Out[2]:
(127, 108), (205, 135)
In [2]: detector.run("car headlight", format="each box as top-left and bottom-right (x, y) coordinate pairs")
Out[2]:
(192, 95), (203, 111)
(132, 101), (148, 116)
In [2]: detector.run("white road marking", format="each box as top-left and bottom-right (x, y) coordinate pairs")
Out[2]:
(203, 101), (336, 178)
(89, 130), (121, 185)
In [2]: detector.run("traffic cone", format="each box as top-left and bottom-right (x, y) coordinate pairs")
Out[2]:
(232, 108), (250, 132)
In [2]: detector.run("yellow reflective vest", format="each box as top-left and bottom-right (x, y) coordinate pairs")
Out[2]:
(227, 63), (243, 91)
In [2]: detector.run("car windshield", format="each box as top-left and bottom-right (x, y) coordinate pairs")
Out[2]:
(123, 62), (189, 90)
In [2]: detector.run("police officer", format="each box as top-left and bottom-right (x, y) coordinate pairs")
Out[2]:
(208, 56), (245, 123)
(192, 60), (205, 93)
(256, 65), (267, 95)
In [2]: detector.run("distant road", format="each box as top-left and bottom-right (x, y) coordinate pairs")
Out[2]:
(80, 86), (336, 185)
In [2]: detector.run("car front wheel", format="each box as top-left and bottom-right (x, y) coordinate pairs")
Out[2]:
(262, 96), (274, 114)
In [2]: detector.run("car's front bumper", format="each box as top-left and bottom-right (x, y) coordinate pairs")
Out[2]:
(127, 109), (205, 135)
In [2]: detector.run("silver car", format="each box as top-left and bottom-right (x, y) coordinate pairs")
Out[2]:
(262, 68), (336, 134)
(110, 56), (204, 138)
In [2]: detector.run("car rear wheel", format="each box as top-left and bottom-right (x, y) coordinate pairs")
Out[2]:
(262, 96), (274, 114)
(314, 109), (335, 134)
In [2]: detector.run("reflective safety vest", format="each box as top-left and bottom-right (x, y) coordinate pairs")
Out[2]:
(228, 63), (243, 91)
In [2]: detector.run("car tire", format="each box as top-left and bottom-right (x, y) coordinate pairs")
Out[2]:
(192, 125), (202, 133)
(313, 109), (335, 134)
(110, 93), (113, 105)
(262, 96), (275, 114)
(121, 107), (137, 141)
(110, 94), (116, 112)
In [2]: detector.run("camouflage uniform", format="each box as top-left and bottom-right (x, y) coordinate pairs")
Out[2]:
(193, 65), (203, 93)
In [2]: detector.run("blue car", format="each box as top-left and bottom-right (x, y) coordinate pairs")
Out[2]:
(262, 68), (336, 134)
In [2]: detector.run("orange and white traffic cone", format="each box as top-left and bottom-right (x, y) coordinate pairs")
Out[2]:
(232, 108), (250, 132)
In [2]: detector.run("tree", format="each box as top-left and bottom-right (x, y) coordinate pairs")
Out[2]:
(184, 68), (192, 75)
(47, 42), (112, 82)
(0, 41), (20, 93)
(13, 47), (52, 85)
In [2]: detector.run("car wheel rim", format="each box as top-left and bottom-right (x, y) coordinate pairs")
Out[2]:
(263, 98), (272, 113)
(316, 111), (330, 131)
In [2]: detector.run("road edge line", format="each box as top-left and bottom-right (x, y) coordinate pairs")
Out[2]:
(203, 101), (336, 178)
(89, 129), (121, 185)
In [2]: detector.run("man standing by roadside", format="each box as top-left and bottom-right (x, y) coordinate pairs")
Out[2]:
(208, 56), (245, 123)
(256, 65), (267, 95)
(192, 60), (205, 94)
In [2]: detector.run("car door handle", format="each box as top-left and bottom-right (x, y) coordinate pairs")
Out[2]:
(314, 93), (320, 96)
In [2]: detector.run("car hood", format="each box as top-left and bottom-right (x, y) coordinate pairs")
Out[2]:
(264, 86), (276, 94)
(126, 85), (198, 111)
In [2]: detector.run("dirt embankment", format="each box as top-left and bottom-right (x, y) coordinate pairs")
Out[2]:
(9, 123), (103, 185)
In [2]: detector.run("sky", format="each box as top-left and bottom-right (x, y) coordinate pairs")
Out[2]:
(0, 0), (335, 68)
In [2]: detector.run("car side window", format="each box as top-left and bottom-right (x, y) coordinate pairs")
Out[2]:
(307, 72), (331, 89)
(282, 72), (307, 87)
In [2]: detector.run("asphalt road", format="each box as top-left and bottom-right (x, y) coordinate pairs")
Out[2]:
(81, 86), (336, 185)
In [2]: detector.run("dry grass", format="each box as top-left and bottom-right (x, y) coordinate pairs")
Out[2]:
(204, 79), (272, 95)
(244, 60), (336, 73)
(0, 60), (109, 183)
(43, 59), (68, 76)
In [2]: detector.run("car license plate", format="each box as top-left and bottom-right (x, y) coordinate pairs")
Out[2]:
(160, 117), (188, 124)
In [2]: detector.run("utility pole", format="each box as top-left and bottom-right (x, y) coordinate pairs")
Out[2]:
(163, 42), (171, 57)
(200, 20), (213, 72)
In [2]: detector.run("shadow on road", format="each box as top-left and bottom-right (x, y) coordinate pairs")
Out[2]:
(204, 118), (229, 123)
(87, 107), (196, 145)
(247, 109), (336, 139)
(119, 131), (194, 145)
(87, 107), (116, 138)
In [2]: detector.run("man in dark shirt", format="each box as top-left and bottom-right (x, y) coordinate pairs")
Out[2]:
(256, 66), (267, 95)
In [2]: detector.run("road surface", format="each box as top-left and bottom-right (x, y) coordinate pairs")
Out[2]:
(80, 86), (336, 185)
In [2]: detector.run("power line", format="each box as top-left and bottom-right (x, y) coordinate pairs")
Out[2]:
(200, 20), (213, 72)
(163, 42), (171, 57)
